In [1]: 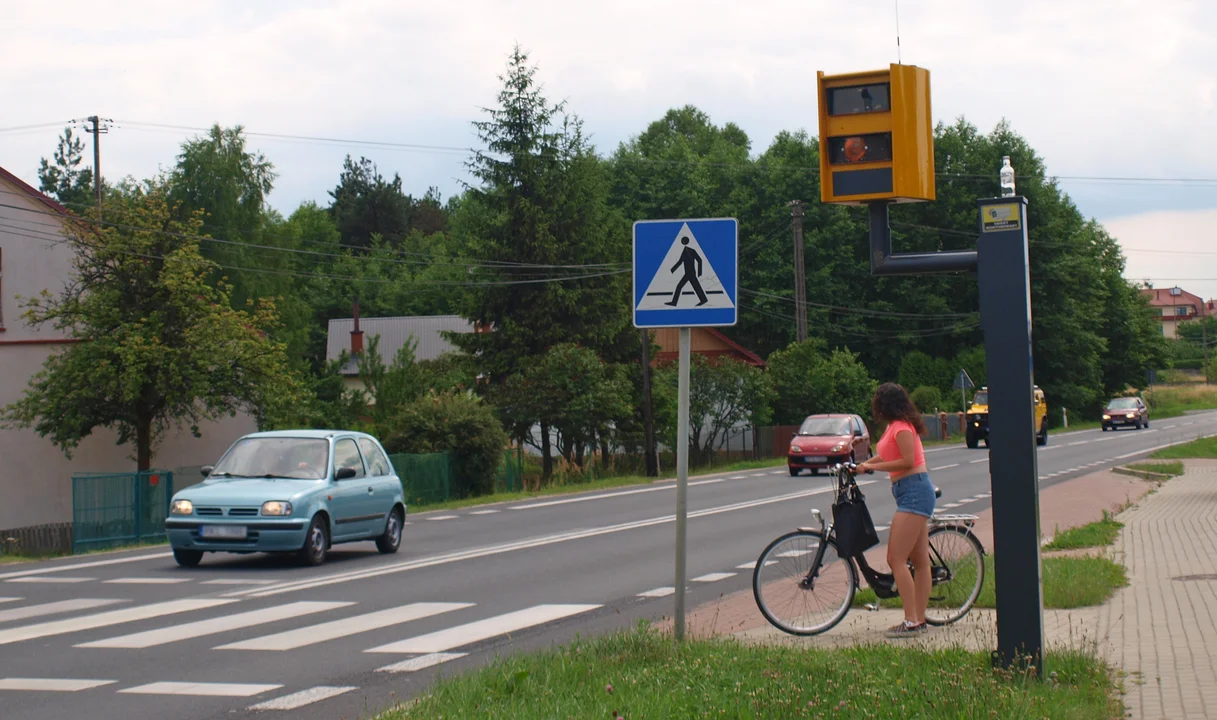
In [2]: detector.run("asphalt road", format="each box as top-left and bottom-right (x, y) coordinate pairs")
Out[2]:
(1, 412), (1213, 720)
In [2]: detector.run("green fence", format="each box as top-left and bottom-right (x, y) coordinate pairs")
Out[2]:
(389, 452), (453, 506)
(72, 469), (174, 554)
(498, 448), (523, 493)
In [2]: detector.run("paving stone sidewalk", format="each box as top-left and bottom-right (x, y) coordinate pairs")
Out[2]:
(666, 460), (1217, 720)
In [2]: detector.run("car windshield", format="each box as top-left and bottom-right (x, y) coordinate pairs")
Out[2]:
(798, 418), (851, 436)
(972, 391), (988, 406)
(1107, 398), (1139, 410)
(210, 438), (330, 480)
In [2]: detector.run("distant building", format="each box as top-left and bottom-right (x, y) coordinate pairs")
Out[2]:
(325, 312), (477, 395)
(1140, 286), (1211, 338)
(648, 327), (766, 367)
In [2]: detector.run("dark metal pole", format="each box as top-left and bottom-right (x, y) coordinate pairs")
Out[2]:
(791, 200), (808, 342)
(868, 201), (977, 276)
(976, 196), (1044, 675)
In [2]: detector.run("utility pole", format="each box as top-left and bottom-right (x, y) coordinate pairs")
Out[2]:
(790, 200), (808, 342)
(83, 116), (111, 209)
(640, 328), (659, 476)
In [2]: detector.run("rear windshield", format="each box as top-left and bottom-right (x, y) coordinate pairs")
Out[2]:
(798, 417), (851, 436)
(1106, 398), (1139, 409)
(971, 391), (988, 406)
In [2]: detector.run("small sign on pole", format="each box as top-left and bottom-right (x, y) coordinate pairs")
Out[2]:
(633, 218), (738, 641)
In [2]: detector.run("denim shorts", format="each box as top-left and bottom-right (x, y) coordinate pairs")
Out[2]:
(891, 472), (936, 518)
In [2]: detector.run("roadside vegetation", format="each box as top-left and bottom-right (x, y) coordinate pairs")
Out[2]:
(1045, 512), (1124, 550)
(375, 625), (1121, 719)
(1125, 461), (1185, 477)
(1150, 435), (1217, 460)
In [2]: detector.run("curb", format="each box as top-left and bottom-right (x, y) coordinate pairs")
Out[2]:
(1111, 465), (1173, 483)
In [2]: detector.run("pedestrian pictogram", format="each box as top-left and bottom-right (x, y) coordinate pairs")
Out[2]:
(633, 218), (737, 328)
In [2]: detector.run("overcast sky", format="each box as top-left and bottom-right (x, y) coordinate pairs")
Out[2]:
(3, 0), (1215, 300)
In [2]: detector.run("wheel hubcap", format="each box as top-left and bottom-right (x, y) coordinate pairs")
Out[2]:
(310, 526), (324, 555)
(389, 514), (401, 545)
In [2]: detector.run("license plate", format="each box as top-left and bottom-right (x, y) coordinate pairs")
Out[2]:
(805, 456), (827, 463)
(200, 525), (247, 539)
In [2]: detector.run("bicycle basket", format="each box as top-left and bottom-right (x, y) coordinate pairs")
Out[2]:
(832, 488), (880, 557)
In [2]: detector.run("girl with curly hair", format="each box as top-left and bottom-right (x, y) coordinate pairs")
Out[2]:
(856, 382), (935, 638)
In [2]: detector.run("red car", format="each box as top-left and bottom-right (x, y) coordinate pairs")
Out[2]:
(787, 414), (872, 476)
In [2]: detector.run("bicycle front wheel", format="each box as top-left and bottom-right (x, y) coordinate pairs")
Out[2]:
(924, 524), (985, 626)
(753, 530), (857, 636)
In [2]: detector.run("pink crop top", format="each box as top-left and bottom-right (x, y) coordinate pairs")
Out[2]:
(875, 419), (925, 469)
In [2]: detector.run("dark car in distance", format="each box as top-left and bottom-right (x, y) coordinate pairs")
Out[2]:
(1102, 396), (1149, 431)
(787, 414), (871, 476)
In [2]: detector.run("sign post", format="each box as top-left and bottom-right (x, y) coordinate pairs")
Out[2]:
(953, 368), (975, 414)
(633, 218), (738, 641)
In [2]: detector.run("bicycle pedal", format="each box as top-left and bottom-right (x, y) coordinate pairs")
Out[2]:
(864, 603), (880, 612)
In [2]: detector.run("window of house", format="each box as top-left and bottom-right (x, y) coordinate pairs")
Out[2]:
(1176, 307), (1189, 316)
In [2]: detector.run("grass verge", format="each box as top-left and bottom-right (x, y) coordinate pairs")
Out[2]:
(1045, 512), (1124, 550)
(413, 457), (789, 513)
(854, 554), (1128, 610)
(376, 625), (1121, 719)
(1150, 435), (1217, 460)
(0, 540), (168, 565)
(1125, 461), (1185, 477)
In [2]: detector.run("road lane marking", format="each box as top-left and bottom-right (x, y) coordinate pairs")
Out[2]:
(5, 577), (94, 584)
(77, 601), (351, 649)
(692, 573), (735, 583)
(1038, 446), (1060, 451)
(216, 602), (472, 651)
(0, 678), (116, 692)
(776, 549), (814, 558)
(736, 561), (776, 569)
(120, 681), (282, 697)
(377, 653), (466, 673)
(200, 579), (277, 585)
(638, 587), (675, 598)
(977, 493), (991, 498)
(229, 482), (867, 599)
(0, 598), (20, 604)
(0, 598), (124, 624)
(0, 552), (173, 582)
(1163, 425), (1177, 429)
(729, 475), (748, 480)
(970, 458), (989, 464)
(428, 515), (459, 521)
(770, 470), (786, 475)
(102, 577), (190, 585)
(0, 598), (236, 646)
(248, 686), (357, 710)
(365, 604), (602, 654)
(931, 464), (960, 471)
(874, 525), (890, 532)
(1067, 441), (1090, 446)
(942, 503), (963, 509)
(508, 478), (726, 510)
(469, 510), (500, 515)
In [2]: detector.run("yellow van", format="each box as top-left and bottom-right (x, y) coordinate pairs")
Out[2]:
(965, 385), (1048, 448)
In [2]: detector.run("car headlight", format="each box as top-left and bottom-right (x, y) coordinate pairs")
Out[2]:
(1102, 414), (1111, 420)
(831, 444), (846, 453)
(790, 445), (802, 453)
(171, 499), (193, 515)
(261, 501), (292, 516)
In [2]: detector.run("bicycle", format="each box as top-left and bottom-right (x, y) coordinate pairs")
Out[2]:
(753, 461), (986, 636)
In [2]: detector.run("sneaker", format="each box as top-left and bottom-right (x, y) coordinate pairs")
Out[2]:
(885, 620), (927, 638)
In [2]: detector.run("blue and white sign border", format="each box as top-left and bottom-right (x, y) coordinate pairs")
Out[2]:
(632, 217), (739, 329)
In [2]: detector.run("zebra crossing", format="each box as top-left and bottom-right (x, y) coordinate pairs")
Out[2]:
(0, 592), (604, 710)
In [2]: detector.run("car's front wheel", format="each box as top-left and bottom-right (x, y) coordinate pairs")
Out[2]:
(297, 515), (329, 566)
(173, 549), (203, 568)
(376, 507), (404, 554)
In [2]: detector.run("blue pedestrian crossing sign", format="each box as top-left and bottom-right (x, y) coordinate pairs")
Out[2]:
(633, 218), (738, 328)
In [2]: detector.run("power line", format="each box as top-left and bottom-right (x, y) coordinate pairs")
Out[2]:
(0, 121), (76, 134)
(741, 288), (975, 319)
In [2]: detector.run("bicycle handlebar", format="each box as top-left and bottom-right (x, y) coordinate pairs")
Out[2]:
(835, 462), (874, 475)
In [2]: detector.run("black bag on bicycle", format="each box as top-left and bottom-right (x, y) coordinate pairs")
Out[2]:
(832, 488), (880, 557)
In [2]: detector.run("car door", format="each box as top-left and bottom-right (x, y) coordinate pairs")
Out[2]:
(330, 437), (372, 539)
(357, 437), (396, 536)
(852, 416), (870, 457)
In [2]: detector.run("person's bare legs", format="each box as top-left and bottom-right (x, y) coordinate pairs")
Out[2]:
(911, 519), (931, 623)
(887, 511), (924, 624)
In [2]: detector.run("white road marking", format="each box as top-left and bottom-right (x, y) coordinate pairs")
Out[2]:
(1163, 425), (1177, 429)
(376, 653), (466, 673)
(77, 601), (351, 649)
(1038, 446), (1060, 451)
(874, 525), (890, 532)
(977, 493), (991, 498)
(942, 502), (963, 509)
(0, 598), (20, 604)
(508, 478), (726, 510)
(427, 515), (459, 521)
(637, 587), (675, 598)
(6, 577), (94, 584)
(120, 681), (282, 697)
(230, 483), (867, 600)
(0, 598), (236, 646)
(970, 458), (989, 464)
(102, 577), (190, 585)
(247, 686), (357, 710)
(1067, 441), (1090, 446)
(217, 602), (472, 651)
(0, 678), (116, 692)
(469, 510), (500, 515)
(0, 598), (124, 624)
(0, 552), (173, 582)
(931, 464), (959, 471)
(1093, 437), (1117, 442)
(200, 579), (277, 586)
(770, 470), (786, 475)
(776, 548), (816, 557)
(692, 572), (735, 583)
(736, 561), (776, 570)
(365, 604), (602, 654)
(729, 475), (748, 480)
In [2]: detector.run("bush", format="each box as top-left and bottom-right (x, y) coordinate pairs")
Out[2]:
(767, 339), (876, 426)
(380, 390), (509, 498)
(909, 385), (942, 414)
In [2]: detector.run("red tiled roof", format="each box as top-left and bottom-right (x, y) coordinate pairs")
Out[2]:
(0, 165), (70, 217)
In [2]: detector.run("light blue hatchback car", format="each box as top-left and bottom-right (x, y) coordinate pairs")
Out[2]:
(165, 430), (407, 568)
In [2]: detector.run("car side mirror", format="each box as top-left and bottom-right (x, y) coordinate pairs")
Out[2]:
(335, 466), (358, 481)
(201, 465), (213, 478)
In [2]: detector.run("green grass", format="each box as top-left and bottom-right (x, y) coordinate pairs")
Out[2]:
(1125, 461), (1185, 477)
(1045, 513), (1124, 550)
(414, 457), (789, 513)
(1151, 435), (1217, 460)
(0, 540), (168, 565)
(854, 554), (1128, 610)
(375, 625), (1121, 719)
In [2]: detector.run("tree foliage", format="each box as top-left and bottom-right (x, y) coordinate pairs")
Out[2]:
(1, 183), (303, 470)
(37, 126), (95, 210)
(659, 356), (773, 464)
(766, 339), (876, 426)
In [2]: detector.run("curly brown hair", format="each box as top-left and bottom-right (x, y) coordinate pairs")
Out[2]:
(871, 382), (926, 434)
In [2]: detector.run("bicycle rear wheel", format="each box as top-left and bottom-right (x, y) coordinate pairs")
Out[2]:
(753, 530), (857, 636)
(924, 524), (985, 626)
